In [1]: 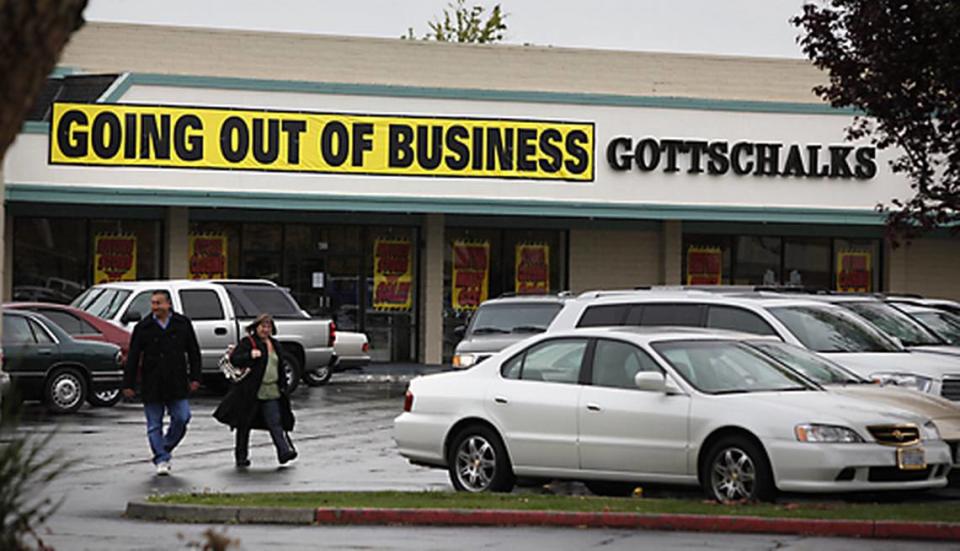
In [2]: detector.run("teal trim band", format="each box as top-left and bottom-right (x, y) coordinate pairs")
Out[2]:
(50, 66), (76, 78)
(6, 183), (884, 225)
(113, 72), (856, 116)
(22, 121), (49, 134)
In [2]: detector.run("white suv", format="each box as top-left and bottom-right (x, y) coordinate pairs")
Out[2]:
(548, 291), (960, 401)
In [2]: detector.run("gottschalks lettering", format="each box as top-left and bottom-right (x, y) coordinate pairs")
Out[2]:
(50, 102), (594, 181)
(607, 136), (877, 180)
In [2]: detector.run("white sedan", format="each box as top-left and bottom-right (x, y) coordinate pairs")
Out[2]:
(394, 327), (953, 501)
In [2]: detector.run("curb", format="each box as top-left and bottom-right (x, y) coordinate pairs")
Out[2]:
(126, 501), (960, 541)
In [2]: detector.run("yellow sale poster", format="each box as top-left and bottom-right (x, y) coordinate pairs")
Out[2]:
(452, 240), (490, 311)
(837, 251), (872, 292)
(515, 243), (549, 295)
(188, 234), (228, 279)
(373, 238), (413, 311)
(686, 247), (722, 285)
(94, 234), (137, 283)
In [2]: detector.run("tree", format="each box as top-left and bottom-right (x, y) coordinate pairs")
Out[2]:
(0, 0), (88, 162)
(792, 1), (960, 241)
(404, 0), (507, 44)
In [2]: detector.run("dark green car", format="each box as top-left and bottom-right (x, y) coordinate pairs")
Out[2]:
(2, 310), (123, 413)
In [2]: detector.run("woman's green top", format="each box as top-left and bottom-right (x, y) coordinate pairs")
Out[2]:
(258, 347), (281, 400)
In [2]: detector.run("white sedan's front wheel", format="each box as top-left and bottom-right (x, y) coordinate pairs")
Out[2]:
(448, 425), (515, 493)
(704, 436), (775, 503)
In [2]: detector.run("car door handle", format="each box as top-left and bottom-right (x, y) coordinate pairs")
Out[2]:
(494, 396), (508, 404)
(586, 403), (601, 411)
(214, 327), (228, 336)
(37, 348), (53, 355)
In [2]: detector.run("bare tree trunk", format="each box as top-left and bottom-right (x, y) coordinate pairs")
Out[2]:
(0, 0), (88, 161)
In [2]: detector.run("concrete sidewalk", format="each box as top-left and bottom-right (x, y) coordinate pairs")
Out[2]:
(126, 501), (960, 541)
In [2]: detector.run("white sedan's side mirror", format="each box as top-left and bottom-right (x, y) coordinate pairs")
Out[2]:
(634, 371), (666, 392)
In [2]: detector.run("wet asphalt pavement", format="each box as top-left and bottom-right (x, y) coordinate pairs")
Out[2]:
(7, 367), (960, 550)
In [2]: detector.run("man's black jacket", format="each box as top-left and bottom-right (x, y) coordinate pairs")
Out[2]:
(123, 312), (202, 403)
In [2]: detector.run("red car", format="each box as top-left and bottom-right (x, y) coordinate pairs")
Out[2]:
(5, 302), (131, 406)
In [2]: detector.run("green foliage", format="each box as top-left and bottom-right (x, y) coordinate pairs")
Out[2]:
(792, 1), (960, 241)
(0, 400), (72, 551)
(404, 0), (507, 44)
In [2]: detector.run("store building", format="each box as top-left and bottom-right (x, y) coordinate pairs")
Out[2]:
(4, 23), (959, 364)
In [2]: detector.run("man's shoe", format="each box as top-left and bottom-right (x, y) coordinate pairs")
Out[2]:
(278, 450), (298, 465)
(156, 461), (171, 476)
(236, 459), (251, 468)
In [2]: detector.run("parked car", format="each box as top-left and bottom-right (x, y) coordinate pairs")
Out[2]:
(5, 302), (131, 407)
(395, 327), (952, 501)
(887, 295), (960, 317)
(302, 331), (370, 386)
(891, 303), (960, 346)
(71, 280), (336, 393)
(2, 310), (124, 413)
(546, 291), (960, 401)
(744, 338), (960, 472)
(452, 293), (572, 369)
(770, 294), (960, 358)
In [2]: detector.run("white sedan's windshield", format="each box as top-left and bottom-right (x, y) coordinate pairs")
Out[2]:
(747, 341), (864, 385)
(652, 340), (813, 394)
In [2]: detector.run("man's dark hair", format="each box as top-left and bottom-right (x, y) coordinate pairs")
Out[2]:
(151, 289), (172, 304)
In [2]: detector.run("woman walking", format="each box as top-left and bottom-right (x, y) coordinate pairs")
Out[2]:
(214, 314), (297, 466)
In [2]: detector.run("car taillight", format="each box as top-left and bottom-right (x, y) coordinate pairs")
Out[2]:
(329, 321), (336, 347)
(403, 390), (414, 412)
(362, 342), (369, 353)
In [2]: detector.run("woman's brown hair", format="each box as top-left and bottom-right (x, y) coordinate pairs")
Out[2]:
(245, 313), (277, 336)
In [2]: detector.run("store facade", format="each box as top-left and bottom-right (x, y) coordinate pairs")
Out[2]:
(4, 24), (958, 364)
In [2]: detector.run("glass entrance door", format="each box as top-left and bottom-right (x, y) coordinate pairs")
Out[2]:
(326, 255), (361, 331)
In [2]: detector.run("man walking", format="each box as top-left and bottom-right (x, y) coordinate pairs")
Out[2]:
(122, 290), (202, 475)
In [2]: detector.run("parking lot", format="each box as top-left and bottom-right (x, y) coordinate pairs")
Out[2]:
(0, 368), (954, 550)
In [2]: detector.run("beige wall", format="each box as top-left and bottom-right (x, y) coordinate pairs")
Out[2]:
(885, 237), (960, 300)
(568, 227), (662, 292)
(61, 23), (826, 104)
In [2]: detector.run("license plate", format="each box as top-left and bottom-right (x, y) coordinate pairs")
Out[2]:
(897, 447), (926, 470)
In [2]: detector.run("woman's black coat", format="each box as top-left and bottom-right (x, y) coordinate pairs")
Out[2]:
(213, 335), (295, 432)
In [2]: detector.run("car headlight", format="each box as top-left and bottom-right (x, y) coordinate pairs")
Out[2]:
(452, 354), (477, 369)
(795, 424), (864, 443)
(921, 421), (941, 441)
(870, 372), (934, 393)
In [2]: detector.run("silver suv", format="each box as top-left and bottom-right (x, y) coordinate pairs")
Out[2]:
(547, 290), (960, 401)
(72, 279), (336, 392)
(451, 294), (572, 368)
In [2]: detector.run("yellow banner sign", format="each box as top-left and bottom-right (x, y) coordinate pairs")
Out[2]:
(188, 234), (228, 279)
(94, 234), (137, 283)
(373, 238), (413, 311)
(50, 102), (594, 181)
(452, 240), (490, 311)
(515, 243), (549, 295)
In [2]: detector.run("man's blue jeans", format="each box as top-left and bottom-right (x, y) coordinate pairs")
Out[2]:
(144, 399), (191, 464)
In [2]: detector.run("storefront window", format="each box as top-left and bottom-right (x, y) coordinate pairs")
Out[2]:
(783, 237), (831, 288)
(734, 236), (781, 285)
(683, 232), (882, 291)
(13, 218), (88, 303)
(442, 226), (567, 361)
(14, 217), (162, 304)
(241, 224), (282, 281)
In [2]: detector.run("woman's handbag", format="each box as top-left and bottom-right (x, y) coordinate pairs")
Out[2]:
(219, 336), (255, 382)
